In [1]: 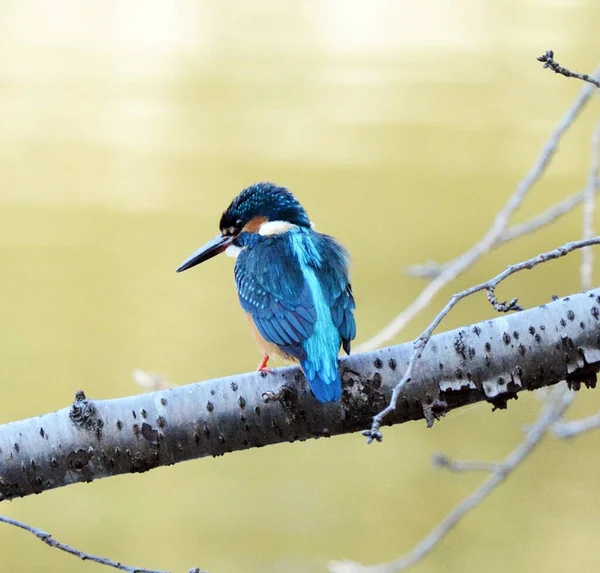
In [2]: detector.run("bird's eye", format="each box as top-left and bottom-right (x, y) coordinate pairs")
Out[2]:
(235, 219), (243, 228)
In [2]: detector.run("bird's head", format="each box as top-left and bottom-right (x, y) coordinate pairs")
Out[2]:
(176, 182), (310, 272)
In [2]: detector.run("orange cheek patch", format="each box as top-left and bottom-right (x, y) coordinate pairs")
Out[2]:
(243, 216), (268, 233)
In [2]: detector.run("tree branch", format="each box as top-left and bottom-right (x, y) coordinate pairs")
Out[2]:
(581, 120), (600, 288)
(537, 51), (600, 88)
(364, 237), (600, 442)
(0, 515), (195, 573)
(552, 411), (600, 439)
(431, 453), (503, 473)
(1, 285), (599, 501)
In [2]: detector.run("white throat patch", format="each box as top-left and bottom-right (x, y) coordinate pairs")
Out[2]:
(225, 244), (242, 258)
(258, 220), (296, 236)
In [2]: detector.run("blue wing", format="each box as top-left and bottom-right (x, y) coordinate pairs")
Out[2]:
(234, 228), (356, 402)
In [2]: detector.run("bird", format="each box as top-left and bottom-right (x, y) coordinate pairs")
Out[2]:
(176, 182), (356, 403)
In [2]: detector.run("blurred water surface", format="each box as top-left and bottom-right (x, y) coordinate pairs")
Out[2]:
(1, 1), (600, 572)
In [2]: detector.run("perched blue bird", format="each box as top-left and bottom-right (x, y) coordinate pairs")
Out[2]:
(176, 182), (356, 402)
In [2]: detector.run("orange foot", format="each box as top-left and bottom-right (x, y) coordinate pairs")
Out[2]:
(256, 354), (272, 373)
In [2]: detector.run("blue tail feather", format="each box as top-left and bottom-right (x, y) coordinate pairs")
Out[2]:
(301, 358), (341, 403)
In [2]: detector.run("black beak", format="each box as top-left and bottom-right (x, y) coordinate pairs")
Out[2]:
(176, 235), (234, 273)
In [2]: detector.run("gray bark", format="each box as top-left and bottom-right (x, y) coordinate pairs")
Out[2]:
(1, 289), (599, 501)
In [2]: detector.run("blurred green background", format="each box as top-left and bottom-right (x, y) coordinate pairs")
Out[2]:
(1, 1), (600, 572)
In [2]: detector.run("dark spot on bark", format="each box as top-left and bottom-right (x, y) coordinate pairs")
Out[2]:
(194, 432), (201, 445)
(210, 389), (215, 396)
(567, 310), (575, 321)
(206, 401), (214, 412)
(132, 423), (141, 437)
(293, 373), (301, 383)
(468, 347), (476, 359)
(560, 318), (567, 327)
(389, 358), (397, 370)
(132, 410), (136, 419)
(141, 423), (159, 446)
(67, 448), (93, 471)
(254, 406), (261, 417)
(489, 392), (518, 411)
(540, 325), (546, 330)
(39, 428), (45, 439)
(431, 399), (447, 419)
(455, 367), (463, 379)
(114, 447), (121, 456)
(498, 377), (505, 385)
(529, 326), (536, 335)
(374, 358), (383, 369)
(439, 363), (444, 370)
(535, 333), (542, 343)
(30, 459), (36, 470)
(70, 395), (100, 435)
(580, 321), (586, 329)
(238, 396), (247, 408)
(51, 457), (58, 468)
(473, 325), (481, 336)
(203, 422), (210, 438)
(116, 420), (123, 430)
(485, 355), (491, 367)
(141, 409), (147, 419)
(231, 381), (238, 392)
(551, 294), (559, 301)
(372, 372), (382, 388)
(156, 416), (166, 429)
(244, 423), (251, 432)
(130, 452), (159, 473)
(260, 371), (268, 378)
(74, 390), (86, 401)
(502, 332), (511, 345)
(454, 332), (467, 359)
(160, 397), (167, 406)
(518, 344), (526, 356)
(513, 331), (519, 340)
(485, 342), (491, 352)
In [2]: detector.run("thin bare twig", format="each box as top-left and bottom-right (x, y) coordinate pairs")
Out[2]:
(538, 50), (600, 89)
(552, 412), (600, 439)
(407, 189), (598, 279)
(364, 235), (600, 443)
(581, 120), (600, 289)
(357, 71), (599, 353)
(501, 190), (589, 243)
(0, 515), (201, 573)
(432, 453), (503, 473)
(331, 387), (573, 573)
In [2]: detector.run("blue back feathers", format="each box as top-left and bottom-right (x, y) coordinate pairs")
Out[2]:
(235, 225), (356, 403)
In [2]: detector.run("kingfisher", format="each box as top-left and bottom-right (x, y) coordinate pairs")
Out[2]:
(176, 182), (356, 403)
